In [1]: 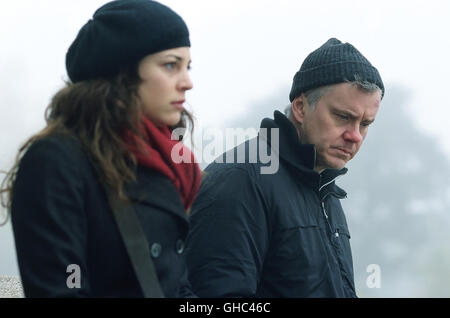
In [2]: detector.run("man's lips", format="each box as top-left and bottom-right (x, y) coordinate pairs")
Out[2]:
(332, 147), (353, 156)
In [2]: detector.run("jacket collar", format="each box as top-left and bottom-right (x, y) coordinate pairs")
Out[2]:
(260, 110), (347, 196)
(127, 168), (189, 225)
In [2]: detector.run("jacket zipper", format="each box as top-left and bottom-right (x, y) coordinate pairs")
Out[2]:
(319, 174), (341, 239)
(319, 174), (343, 192)
(321, 201), (339, 239)
(320, 187), (356, 295)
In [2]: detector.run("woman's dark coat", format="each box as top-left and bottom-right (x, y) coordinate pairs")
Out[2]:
(11, 134), (192, 297)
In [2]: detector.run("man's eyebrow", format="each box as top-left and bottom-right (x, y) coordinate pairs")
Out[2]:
(332, 106), (375, 123)
(331, 106), (358, 118)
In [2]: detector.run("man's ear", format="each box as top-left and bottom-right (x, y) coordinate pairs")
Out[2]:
(291, 95), (306, 124)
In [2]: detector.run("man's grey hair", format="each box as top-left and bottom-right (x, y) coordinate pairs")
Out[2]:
(303, 86), (333, 110)
(298, 75), (382, 111)
(285, 74), (382, 120)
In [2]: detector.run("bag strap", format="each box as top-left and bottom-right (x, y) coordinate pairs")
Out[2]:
(105, 188), (165, 298)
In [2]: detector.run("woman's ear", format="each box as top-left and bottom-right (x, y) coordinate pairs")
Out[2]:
(291, 95), (306, 124)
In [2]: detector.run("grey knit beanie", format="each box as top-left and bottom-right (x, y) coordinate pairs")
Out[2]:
(289, 38), (384, 102)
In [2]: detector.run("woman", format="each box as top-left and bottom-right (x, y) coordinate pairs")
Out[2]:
(0, 0), (201, 297)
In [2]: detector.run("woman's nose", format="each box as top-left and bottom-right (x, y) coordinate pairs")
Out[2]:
(178, 71), (193, 91)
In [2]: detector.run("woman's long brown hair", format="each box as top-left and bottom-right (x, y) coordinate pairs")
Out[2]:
(0, 66), (194, 225)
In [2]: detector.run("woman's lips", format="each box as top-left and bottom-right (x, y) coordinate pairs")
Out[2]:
(172, 100), (185, 110)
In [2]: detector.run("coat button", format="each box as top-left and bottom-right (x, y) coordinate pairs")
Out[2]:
(176, 239), (185, 254)
(150, 243), (162, 258)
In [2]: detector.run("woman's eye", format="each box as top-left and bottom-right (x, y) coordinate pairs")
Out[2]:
(164, 62), (177, 70)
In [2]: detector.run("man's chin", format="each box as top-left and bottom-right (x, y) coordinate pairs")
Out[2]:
(319, 157), (348, 171)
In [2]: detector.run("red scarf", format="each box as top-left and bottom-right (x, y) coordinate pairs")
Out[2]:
(124, 116), (201, 211)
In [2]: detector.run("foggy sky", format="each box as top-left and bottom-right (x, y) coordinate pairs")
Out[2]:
(1, 0), (449, 297)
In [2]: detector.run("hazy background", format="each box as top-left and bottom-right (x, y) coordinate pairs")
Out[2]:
(1, 0), (449, 297)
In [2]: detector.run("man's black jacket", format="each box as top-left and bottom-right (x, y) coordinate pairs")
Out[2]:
(185, 111), (357, 297)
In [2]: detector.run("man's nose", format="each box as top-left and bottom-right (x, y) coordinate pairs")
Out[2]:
(343, 124), (363, 143)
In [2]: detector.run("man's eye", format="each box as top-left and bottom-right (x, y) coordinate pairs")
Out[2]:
(336, 114), (348, 120)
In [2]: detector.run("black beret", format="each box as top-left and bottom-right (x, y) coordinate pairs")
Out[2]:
(66, 0), (190, 82)
(289, 38), (384, 102)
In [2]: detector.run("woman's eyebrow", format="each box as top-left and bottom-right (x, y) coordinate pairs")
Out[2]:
(164, 54), (182, 61)
(163, 54), (192, 65)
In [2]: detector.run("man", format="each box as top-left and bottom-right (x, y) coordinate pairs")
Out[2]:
(185, 38), (384, 297)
